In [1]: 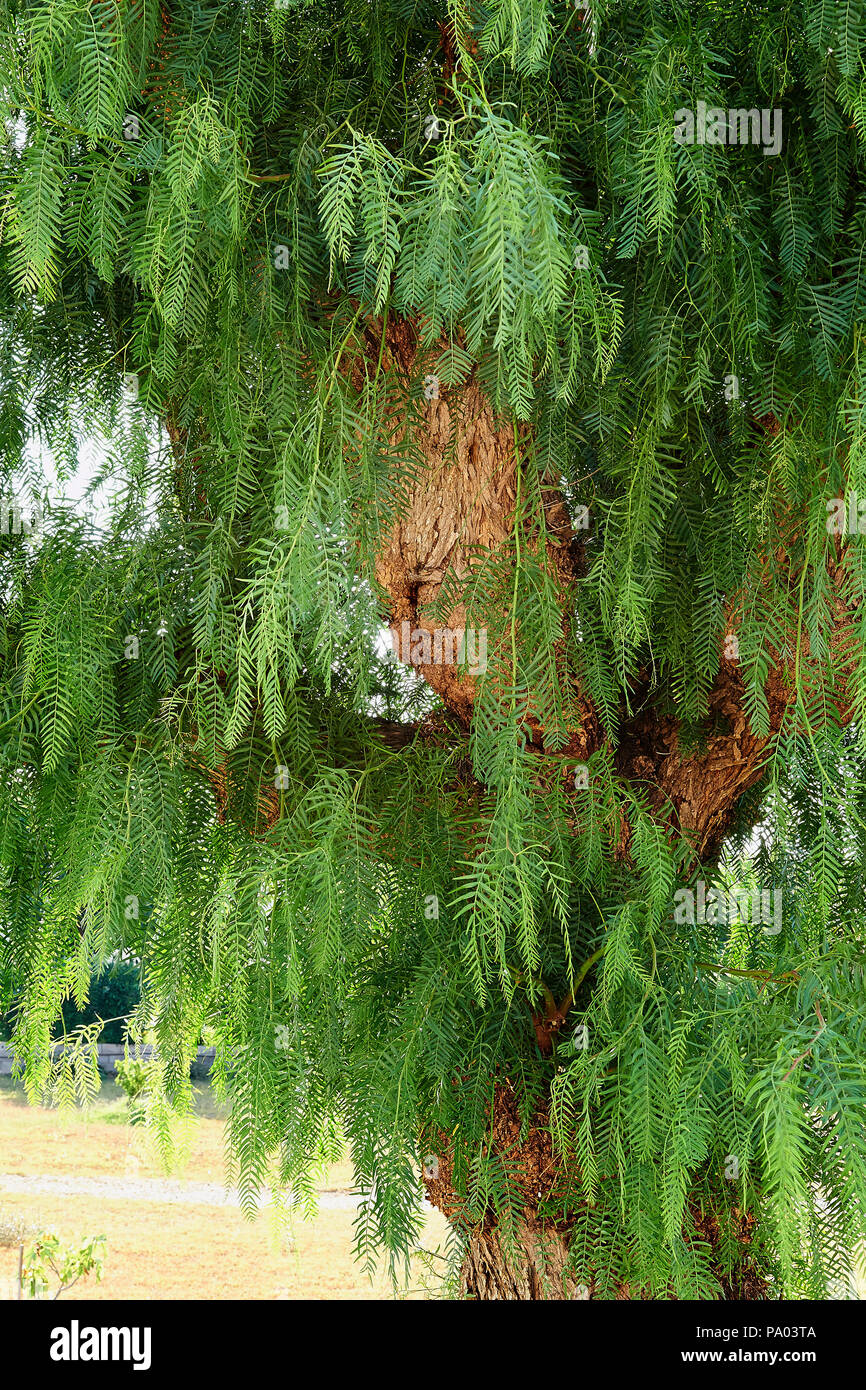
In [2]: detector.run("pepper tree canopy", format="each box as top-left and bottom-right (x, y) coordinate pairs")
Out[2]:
(0, 0), (865, 1298)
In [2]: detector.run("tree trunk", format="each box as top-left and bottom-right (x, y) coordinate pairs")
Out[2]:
(456, 1207), (771, 1300)
(461, 1228), (772, 1301)
(369, 316), (848, 1301)
(425, 1090), (772, 1301)
(460, 1222), (578, 1300)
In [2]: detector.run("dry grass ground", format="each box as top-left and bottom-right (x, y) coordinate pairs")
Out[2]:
(2, 1079), (861, 1300)
(0, 1193), (449, 1300)
(0, 1077), (451, 1300)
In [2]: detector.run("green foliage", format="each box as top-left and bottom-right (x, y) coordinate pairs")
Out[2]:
(114, 1054), (149, 1125)
(22, 1229), (106, 1300)
(1, 1209), (104, 1300)
(0, 0), (864, 1299)
(114, 1055), (148, 1101)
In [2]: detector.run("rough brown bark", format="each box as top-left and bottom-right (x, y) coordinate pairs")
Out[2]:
(460, 1223), (578, 1300)
(369, 316), (577, 721)
(374, 372), (518, 720)
(422, 1083), (589, 1300)
(613, 658), (794, 861)
(366, 315), (860, 866)
(457, 1205), (770, 1300)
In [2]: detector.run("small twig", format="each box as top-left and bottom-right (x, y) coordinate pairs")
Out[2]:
(696, 961), (800, 983)
(529, 949), (605, 1055)
(569, 945), (605, 1002)
(780, 1003), (827, 1085)
(51, 1272), (83, 1301)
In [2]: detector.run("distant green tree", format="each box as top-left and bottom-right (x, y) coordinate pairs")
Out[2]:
(0, 0), (865, 1298)
(1, 963), (141, 1043)
(56, 961), (142, 1044)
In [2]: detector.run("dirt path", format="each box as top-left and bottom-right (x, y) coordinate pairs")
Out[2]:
(0, 1171), (363, 1210)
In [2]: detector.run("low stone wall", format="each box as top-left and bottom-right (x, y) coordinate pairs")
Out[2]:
(0, 1043), (215, 1079)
